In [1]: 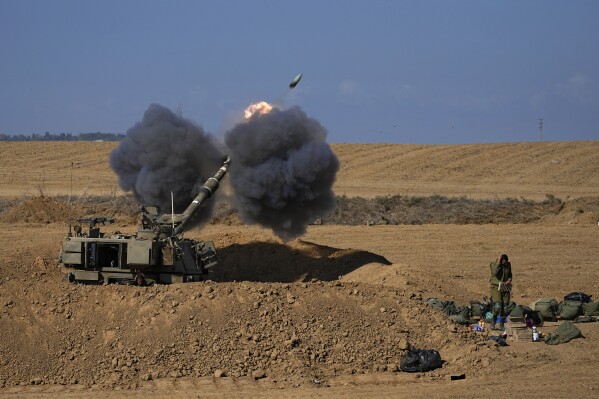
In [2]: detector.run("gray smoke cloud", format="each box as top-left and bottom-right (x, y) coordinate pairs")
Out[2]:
(109, 103), (226, 226)
(225, 105), (339, 241)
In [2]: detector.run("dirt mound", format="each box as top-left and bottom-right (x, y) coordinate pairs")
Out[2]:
(0, 220), (598, 395)
(540, 196), (599, 225)
(211, 235), (392, 283)
(0, 250), (496, 389)
(0, 196), (138, 225)
(208, 200), (243, 226)
(0, 196), (81, 223)
(4, 194), (598, 228)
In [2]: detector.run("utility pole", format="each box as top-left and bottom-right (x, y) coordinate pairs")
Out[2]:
(538, 118), (543, 142)
(70, 162), (73, 202)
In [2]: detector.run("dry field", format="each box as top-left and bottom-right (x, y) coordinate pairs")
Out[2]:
(0, 141), (598, 398)
(1, 141), (598, 199)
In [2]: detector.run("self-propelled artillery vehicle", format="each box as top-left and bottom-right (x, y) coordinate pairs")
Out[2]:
(59, 157), (230, 284)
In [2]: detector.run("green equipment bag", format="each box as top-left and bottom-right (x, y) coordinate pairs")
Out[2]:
(426, 298), (459, 316)
(509, 304), (532, 318)
(426, 298), (444, 311)
(544, 321), (582, 345)
(533, 298), (559, 322)
(440, 301), (459, 316)
(558, 300), (583, 320)
(469, 300), (484, 318)
(449, 313), (470, 325)
(582, 301), (599, 316)
(509, 305), (543, 326)
(449, 306), (472, 325)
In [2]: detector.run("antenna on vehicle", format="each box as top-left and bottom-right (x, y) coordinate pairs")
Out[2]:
(171, 191), (175, 232)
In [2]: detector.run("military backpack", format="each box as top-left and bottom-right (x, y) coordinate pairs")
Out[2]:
(558, 300), (583, 320)
(509, 304), (543, 326)
(582, 301), (599, 316)
(469, 300), (487, 318)
(531, 298), (559, 322)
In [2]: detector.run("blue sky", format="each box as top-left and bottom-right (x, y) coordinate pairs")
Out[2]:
(1, 0), (598, 144)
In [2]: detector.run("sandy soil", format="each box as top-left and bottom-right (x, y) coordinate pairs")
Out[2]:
(1, 141), (598, 199)
(1, 141), (598, 398)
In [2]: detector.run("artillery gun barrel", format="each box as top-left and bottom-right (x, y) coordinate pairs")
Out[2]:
(172, 156), (230, 236)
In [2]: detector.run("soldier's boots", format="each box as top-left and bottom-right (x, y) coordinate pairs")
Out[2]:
(490, 316), (507, 331)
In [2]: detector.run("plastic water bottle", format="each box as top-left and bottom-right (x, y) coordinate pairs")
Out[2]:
(532, 327), (540, 342)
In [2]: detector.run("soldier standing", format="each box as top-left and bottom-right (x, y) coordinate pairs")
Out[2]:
(489, 254), (512, 330)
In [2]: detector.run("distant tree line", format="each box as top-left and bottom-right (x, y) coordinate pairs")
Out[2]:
(0, 132), (125, 142)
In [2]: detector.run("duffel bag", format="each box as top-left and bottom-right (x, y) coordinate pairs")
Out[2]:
(558, 300), (583, 320)
(469, 300), (484, 318)
(582, 301), (599, 316)
(509, 304), (532, 318)
(533, 298), (559, 322)
(510, 305), (543, 326)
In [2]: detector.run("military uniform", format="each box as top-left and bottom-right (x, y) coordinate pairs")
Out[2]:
(489, 258), (512, 329)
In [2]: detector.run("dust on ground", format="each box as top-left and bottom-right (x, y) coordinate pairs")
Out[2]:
(1, 141), (598, 398)
(1, 223), (598, 398)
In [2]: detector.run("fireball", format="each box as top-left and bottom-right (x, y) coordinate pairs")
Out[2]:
(244, 101), (274, 119)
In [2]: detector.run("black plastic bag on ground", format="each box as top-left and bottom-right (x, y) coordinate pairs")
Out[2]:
(400, 349), (443, 372)
(563, 292), (592, 303)
(487, 335), (509, 346)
